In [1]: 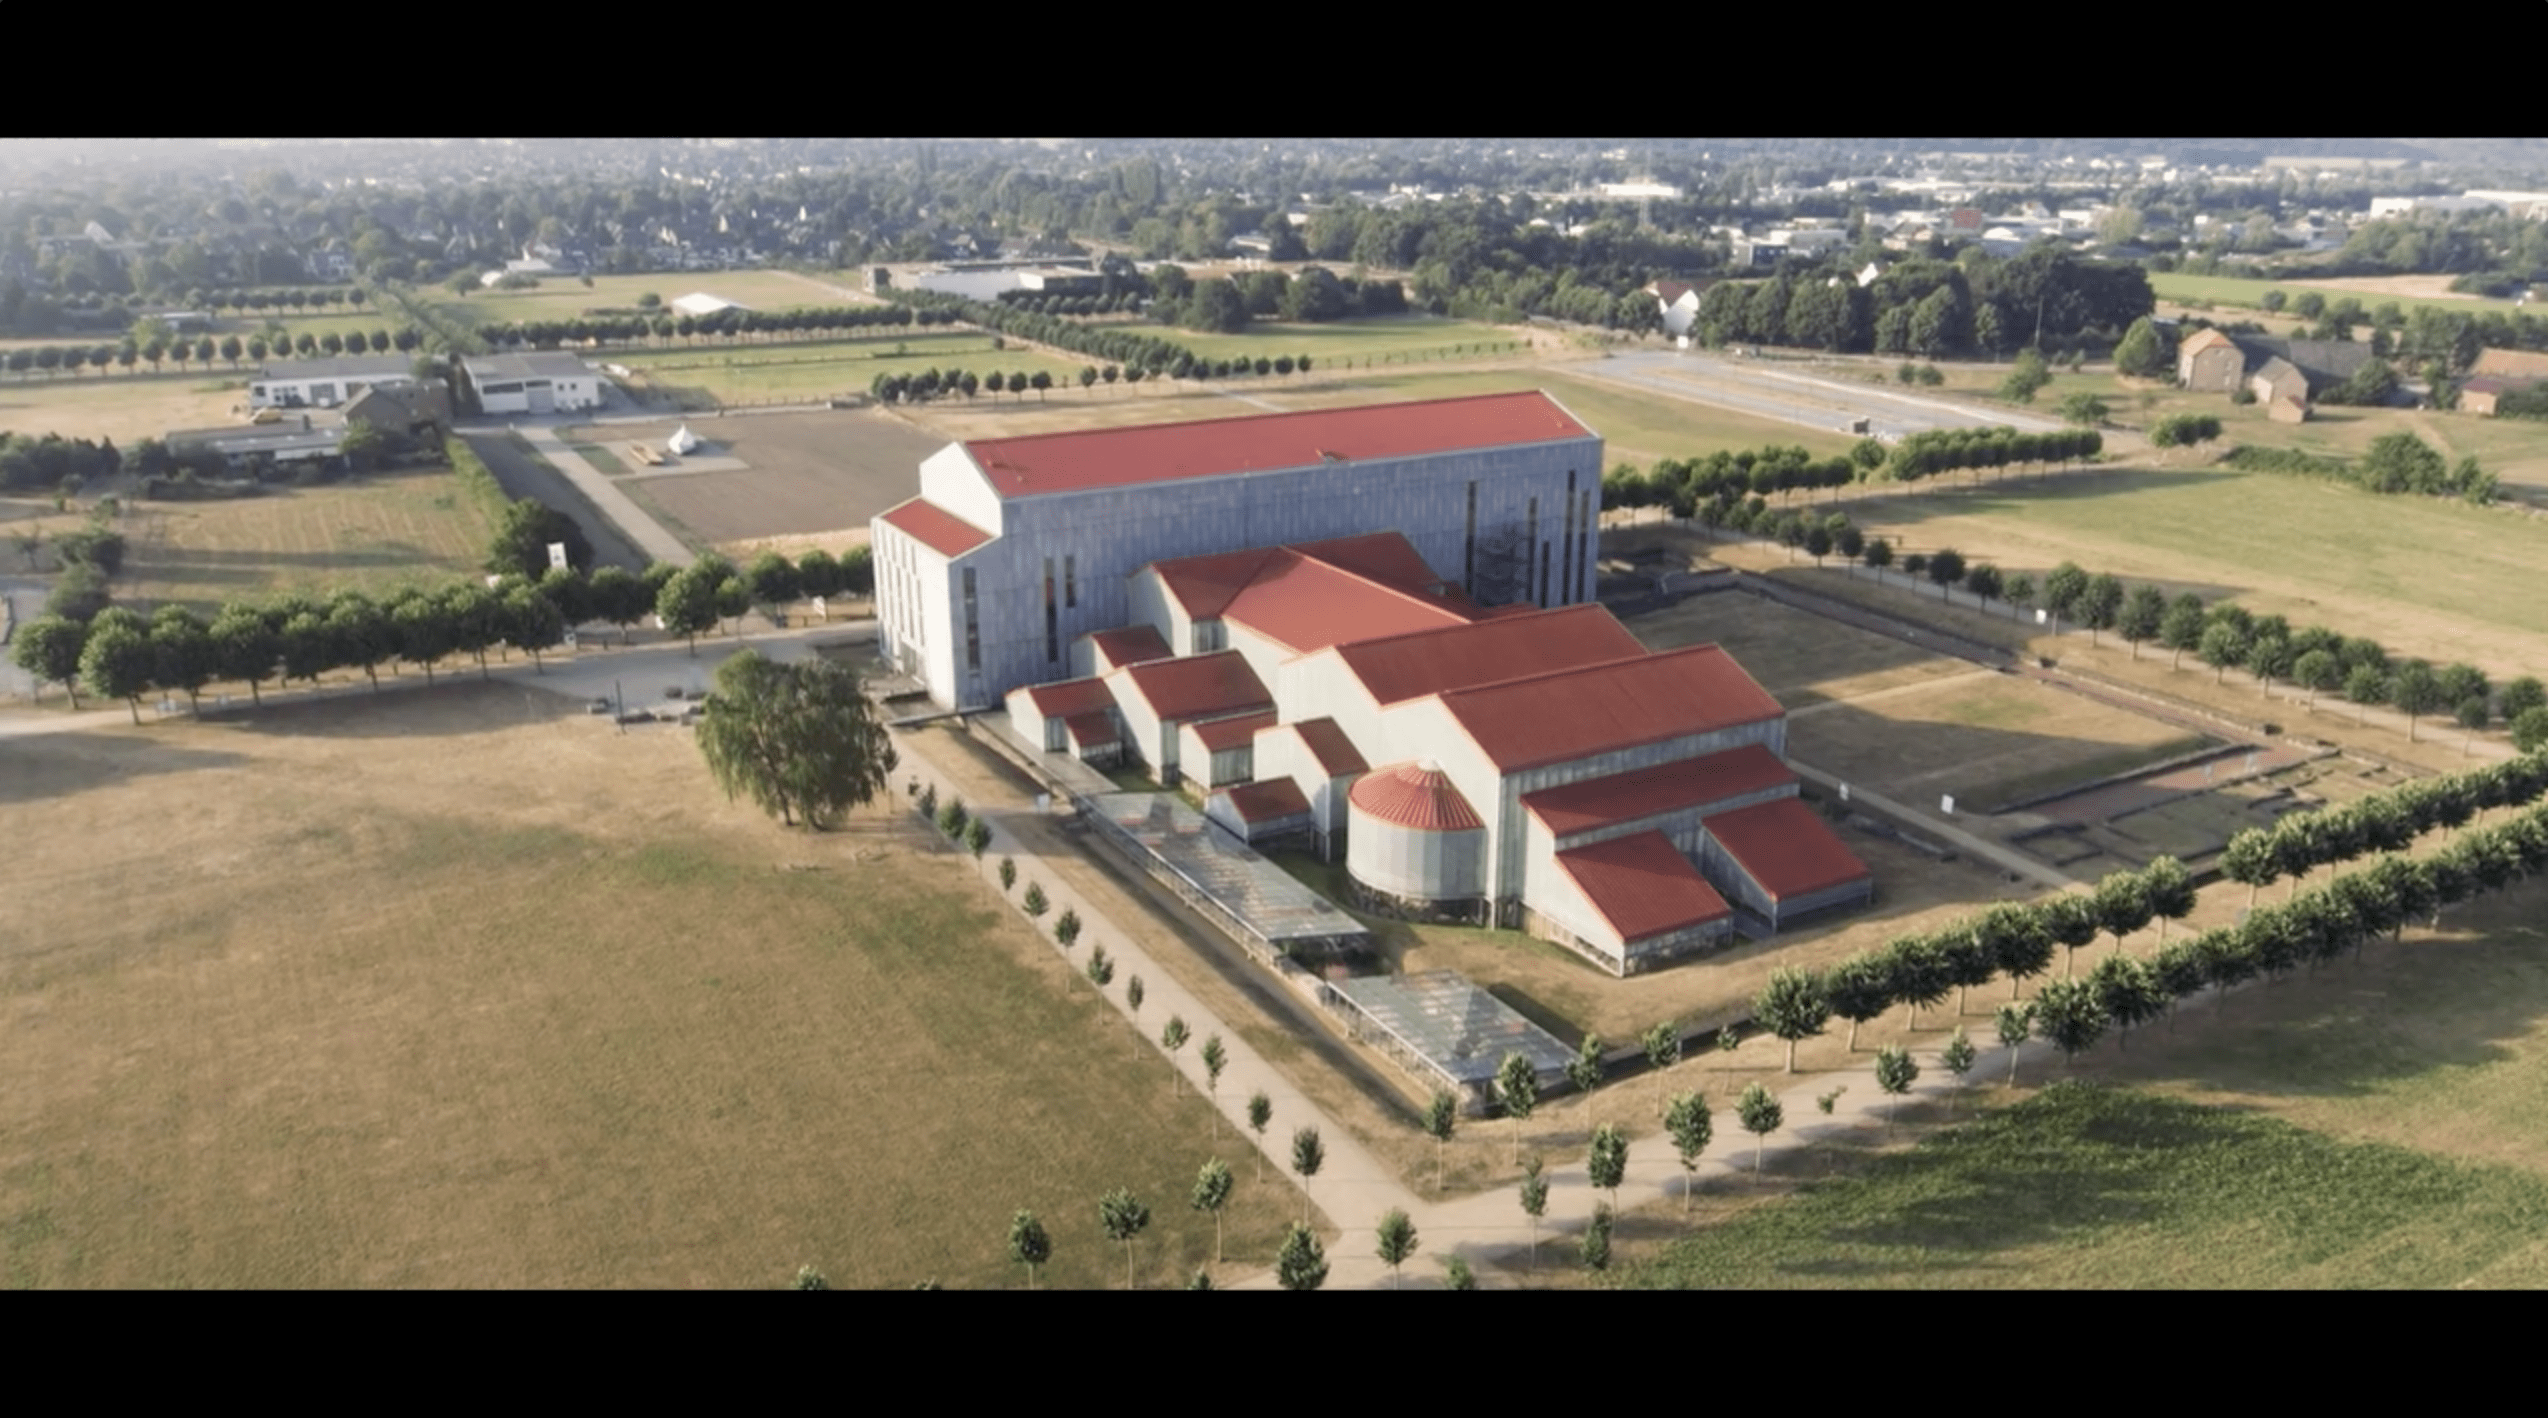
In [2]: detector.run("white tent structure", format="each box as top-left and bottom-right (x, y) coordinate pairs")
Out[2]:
(666, 424), (703, 456)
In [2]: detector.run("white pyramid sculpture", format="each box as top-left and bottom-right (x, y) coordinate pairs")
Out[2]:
(666, 424), (702, 456)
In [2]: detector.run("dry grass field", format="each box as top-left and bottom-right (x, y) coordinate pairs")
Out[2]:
(433, 272), (851, 329)
(0, 372), (247, 445)
(110, 465), (501, 615)
(569, 408), (945, 550)
(0, 684), (1299, 1289)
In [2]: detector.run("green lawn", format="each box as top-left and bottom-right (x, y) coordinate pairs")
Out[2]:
(432, 271), (854, 328)
(2151, 271), (2527, 320)
(1160, 316), (1526, 365)
(609, 334), (1084, 405)
(1249, 365), (1858, 463)
(1621, 1081), (2548, 1288)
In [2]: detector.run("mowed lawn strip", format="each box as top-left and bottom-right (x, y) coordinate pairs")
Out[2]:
(1622, 1081), (2548, 1289)
(0, 686), (1293, 1289)
(112, 467), (502, 615)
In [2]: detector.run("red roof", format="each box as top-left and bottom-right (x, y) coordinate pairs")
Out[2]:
(1523, 745), (1797, 838)
(1016, 676), (1115, 720)
(1653, 280), (1696, 305)
(1222, 554), (1471, 654)
(1287, 532), (1448, 597)
(876, 497), (993, 558)
(1065, 711), (1118, 747)
(1336, 604), (1646, 706)
(1703, 798), (1871, 902)
(1148, 546), (1283, 621)
(1116, 651), (1272, 723)
(1291, 718), (1368, 777)
(1349, 761), (1484, 832)
(960, 391), (1594, 498)
(1222, 778), (1313, 824)
(1087, 624), (1172, 669)
(1439, 644), (1783, 773)
(1554, 831), (1732, 945)
(1145, 532), (1457, 626)
(1190, 710), (1277, 753)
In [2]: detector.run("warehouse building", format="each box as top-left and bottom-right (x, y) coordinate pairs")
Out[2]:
(872, 392), (1606, 712)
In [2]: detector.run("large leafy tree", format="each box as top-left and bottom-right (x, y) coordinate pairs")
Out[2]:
(695, 650), (899, 830)
(80, 616), (157, 723)
(2031, 978), (2108, 1067)
(1494, 1052), (1539, 1165)
(12, 616), (89, 707)
(1754, 967), (1830, 1072)
(2159, 593), (2208, 670)
(391, 594), (455, 683)
(485, 497), (594, 579)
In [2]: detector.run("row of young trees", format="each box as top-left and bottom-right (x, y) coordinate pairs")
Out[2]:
(11, 540), (880, 717)
(882, 287), (1203, 379)
(1881, 426), (2105, 486)
(2220, 755), (2548, 906)
(476, 302), (936, 353)
(1749, 769), (2548, 1071)
(2004, 800), (2548, 1067)
(0, 327), (424, 383)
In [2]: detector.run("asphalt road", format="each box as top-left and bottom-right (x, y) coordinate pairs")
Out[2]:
(1577, 350), (2071, 443)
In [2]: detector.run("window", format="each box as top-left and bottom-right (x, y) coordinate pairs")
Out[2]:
(1043, 558), (1059, 663)
(962, 567), (980, 670)
(1464, 481), (1478, 591)
(1065, 554), (1077, 609)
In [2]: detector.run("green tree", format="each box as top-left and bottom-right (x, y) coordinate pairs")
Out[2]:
(1977, 901), (2056, 998)
(2201, 620), (2252, 686)
(654, 564), (720, 653)
(1925, 547), (1966, 602)
(695, 650), (899, 829)
(965, 817), (992, 860)
(1190, 1157), (1233, 1266)
(80, 616), (157, 724)
(1444, 1256), (1477, 1291)
(1247, 1090), (1272, 1182)
(1160, 1015), (1190, 1093)
(1579, 1203), (1614, 1273)
(485, 497), (593, 579)
(2112, 316), (2166, 378)
(1097, 1188), (1150, 1290)
(1517, 1155), (1549, 1272)
(2140, 856), (2198, 944)
(2294, 648), (2343, 709)
(998, 855), (1017, 892)
(2513, 705), (2548, 755)
(1187, 1266), (1213, 1292)
(1374, 1207), (1419, 1289)
(2391, 660), (2444, 742)
(1124, 974), (1144, 1059)
(2031, 978), (2108, 1067)
(501, 584), (564, 672)
(2056, 391), (2110, 426)
(2041, 562), (2089, 635)
(1665, 1090), (1712, 1216)
(1873, 1044), (1920, 1135)
(2346, 664), (2390, 724)
(1588, 1122), (1629, 1212)
(1735, 1082), (1783, 1177)
(1008, 1209), (1051, 1290)
(2087, 952), (2164, 1051)
(792, 1265), (829, 1291)
(2118, 585), (2166, 660)
(1824, 953), (1892, 1053)
(2092, 868), (2156, 955)
(1275, 1222), (1327, 1292)
(1023, 882), (1049, 918)
(1566, 1031), (1604, 1107)
(585, 565), (650, 645)
(2080, 572), (2125, 648)
(1200, 1034), (1228, 1135)
(1289, 1126), (1325, 1225)
(2041, 893), (2102, 979)
(2160, 594), (2208, 670)
(1495, 1051), (1540, 1164)
(1641, 1021), (1682, 1119)
(1422, 1090), (1458, 1192)
(1998, 347), (2051, 403)
(210, 607), (279, 705)
(11, 617), (89, 707)
(1754, 967), (1830, 1072)
(1995, 1001), (2035, 1085)
(1939, 1027), (1977, 1115)
(149, 608), (215, 714)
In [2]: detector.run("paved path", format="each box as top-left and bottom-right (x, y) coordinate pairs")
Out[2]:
(509, 423), (698, 569)
(1573, 351), (2069, 443)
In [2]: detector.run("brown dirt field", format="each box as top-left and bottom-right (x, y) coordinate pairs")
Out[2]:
(574, 408), (945, 548)
(2282, 274), (2488, 301)
(0, 683), (1298, 1288)
(0, 373), (246, 445)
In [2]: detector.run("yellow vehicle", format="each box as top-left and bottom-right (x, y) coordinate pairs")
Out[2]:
(249, 407), (284, 425)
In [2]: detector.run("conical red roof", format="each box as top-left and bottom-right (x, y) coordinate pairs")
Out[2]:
(1349, 760), (1484, 832)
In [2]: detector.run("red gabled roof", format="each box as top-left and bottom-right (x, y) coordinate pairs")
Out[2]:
(1149, 546), (1285, 621)
(1703, 797), (1871, 902)
(876, 497), (993, 558)
(1350, 761), (1484, 832)
(1065, 711), (1118, 747)
(1223, 778), (1312, 824)
(1336, 604), (1646, 707)
(1189, 710), (1277, 753)
(1087, 624), (1173, 669)
(1291, 718), (1368, 777)
(1440, 643), (1783, 773)
(1523, 744), (1797, 838)
(960, 391), (1593, 498)
(1554, 831), (1732, 945)
(1116, 650), (1273, 723)
(1222, 553), (1471, 654)
(1017, 676), (1115, 720)
(1288, 532), (1448, 597)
